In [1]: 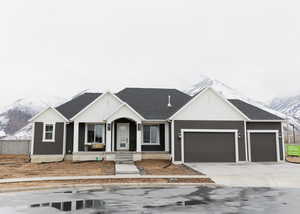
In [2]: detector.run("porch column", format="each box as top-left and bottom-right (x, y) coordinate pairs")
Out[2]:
(73, 122), (79, 153)
(136, 122), (142, 152)
(165, 122), (170, 152)
(106, 122), (112, 152)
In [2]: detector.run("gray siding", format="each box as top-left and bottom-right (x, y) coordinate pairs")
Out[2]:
(246, 122), (283, 160)
(78, 123), (85, 152)
(174, 121), (246, 162)
(66, 122), (74, 154)
(33, 122), (64, 155)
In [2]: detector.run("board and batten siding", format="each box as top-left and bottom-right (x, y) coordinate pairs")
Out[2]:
(246, 122), (284, 161)
(66, 122), (74, 154)
(173, 120), (246, 162)
(33, 122), (64, 155)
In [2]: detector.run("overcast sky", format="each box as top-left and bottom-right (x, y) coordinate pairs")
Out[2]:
(0, 0), (299, 107)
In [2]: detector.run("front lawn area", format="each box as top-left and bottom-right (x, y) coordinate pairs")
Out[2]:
(135, 159), (203, 175)
(0, 155), (115, 179)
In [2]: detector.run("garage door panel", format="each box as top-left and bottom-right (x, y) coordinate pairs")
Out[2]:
(184, 132), (236, 162)
(250, 133), (277, 162)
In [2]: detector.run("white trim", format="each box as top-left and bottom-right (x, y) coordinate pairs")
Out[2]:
(281, 121), (286, 161)
(31, 122), (35, 155)
(248, 120), (285, 122)
(165, 122), (170, 152)
(171, 120), (175, 163)
(181, 129), (239, 163)
(63, 122), (67, 156)
(42, 123), (56, 142)
(29, 106), (69, 122)
(244, 121), (248, 161)
(169, 87), (250, 120)
(247, 130), (280, 162)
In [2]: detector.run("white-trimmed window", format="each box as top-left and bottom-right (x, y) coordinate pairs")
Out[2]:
(43, 123), (55, 142)
(143, 125), (160, 145)
(86, 124), (105, 144)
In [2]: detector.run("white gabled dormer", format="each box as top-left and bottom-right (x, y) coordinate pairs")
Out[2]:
(170, 87), (249, 121)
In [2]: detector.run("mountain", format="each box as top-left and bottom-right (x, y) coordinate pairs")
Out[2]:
(269, 95), (300, 127)
(185, 74), (300, 131)
(0, 96), (65, 140)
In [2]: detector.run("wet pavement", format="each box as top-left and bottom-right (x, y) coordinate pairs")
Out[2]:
(0, 185), (299, 213)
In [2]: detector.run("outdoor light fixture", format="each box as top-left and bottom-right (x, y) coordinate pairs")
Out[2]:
(138, 123), (141, 131)
(107, 123), (111, 131)
(178, 133), (182, 139)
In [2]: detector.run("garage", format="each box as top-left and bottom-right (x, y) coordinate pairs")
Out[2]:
(182, 129), (239, 163)
(247, 130), (279, 162)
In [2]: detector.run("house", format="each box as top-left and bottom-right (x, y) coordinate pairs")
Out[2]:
(29, 87), (285, 163)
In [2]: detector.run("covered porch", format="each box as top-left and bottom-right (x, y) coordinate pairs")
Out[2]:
(71, 104), (170, 161)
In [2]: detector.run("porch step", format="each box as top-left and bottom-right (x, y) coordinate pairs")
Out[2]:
(115, 153), (134, 163)
(115, 163), (140, 175)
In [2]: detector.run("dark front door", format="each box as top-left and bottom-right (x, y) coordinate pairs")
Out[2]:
(249, 133), (277, 162)
(184, 132), (236, 163)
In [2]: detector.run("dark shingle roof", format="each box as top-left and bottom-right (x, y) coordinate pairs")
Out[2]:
(56, 93), (102, 119)
(228, 99), (283, 120)
(116, 88), (192, 120)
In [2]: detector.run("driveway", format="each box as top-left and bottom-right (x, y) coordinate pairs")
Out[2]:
(186, 162), (300, 188)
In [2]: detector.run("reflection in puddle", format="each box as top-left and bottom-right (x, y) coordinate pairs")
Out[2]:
(30, 199), (105, 212)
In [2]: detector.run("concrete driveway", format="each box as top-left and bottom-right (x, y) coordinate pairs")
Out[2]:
(186, 162), (300, 188)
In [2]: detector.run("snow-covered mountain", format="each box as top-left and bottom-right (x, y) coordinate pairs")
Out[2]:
(185, 74), (300, 131)
(269, 95), (300, 126)
(0, 96), (65, 140)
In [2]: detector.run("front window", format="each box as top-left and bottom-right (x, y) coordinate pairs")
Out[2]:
(143, 125), (160, 144)
(86, 124), (105, 144)
(43, 124), (55, 142)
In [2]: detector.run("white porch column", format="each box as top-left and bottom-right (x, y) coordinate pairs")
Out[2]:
(106, 122), (112, 152)
(136, 122), (142, 152)
(73, 122), (79, 153)
(165, 122), (170, 152)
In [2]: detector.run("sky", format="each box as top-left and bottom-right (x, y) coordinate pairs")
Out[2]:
(0, 0), (300, 108)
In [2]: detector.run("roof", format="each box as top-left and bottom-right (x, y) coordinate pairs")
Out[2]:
(228, 99), (283, 121)
(54, 88), (283, 121)
(56, 93), (102, 119)
(116, 88), (192, 120)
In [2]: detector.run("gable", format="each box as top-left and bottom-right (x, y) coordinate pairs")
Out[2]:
(106, 104), (144, 122)
(56, 93), (101, 119)
(171, 88), (247, 121)
(31, 107), (67, 123)
(74, 93), (123, 122)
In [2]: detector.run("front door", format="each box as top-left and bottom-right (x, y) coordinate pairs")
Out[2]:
(117, 123), (130, 151)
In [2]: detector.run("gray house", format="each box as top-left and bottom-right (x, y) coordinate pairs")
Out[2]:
(29, 87), (285, 163)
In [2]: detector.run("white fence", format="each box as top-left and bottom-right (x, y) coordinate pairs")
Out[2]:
(0, 140), (31, 155)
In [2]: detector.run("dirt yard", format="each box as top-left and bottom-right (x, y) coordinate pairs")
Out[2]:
(286, 156), (300, 164)
(0, 177), (214, 191)
(0, 155), (115, 179)
(135, 160), (202, 175)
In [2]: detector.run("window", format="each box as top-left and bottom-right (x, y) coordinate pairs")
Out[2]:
(86, 124), (105, 144)
(143, 125), (160, 144)
(43, 124), (55, 142)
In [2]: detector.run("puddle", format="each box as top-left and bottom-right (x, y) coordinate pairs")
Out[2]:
(30, 199), (105, 212)
(0, 186), (299, 213)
